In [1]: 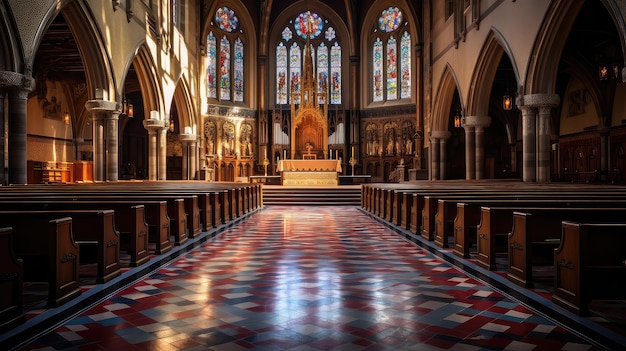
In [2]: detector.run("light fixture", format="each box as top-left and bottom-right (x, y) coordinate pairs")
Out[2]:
(63, 112), (70, 125)
(599, 65), (609, 80)
(454, 110), (462, 128)
(123, 97), (134, 117)
(169, 119), (175, 133)
(503, 90), (513, 110)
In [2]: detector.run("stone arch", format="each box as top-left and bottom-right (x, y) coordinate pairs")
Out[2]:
(171, 76), (196, 134)
(0, 2), (20, 72)
(52, 2), (115, 140)
(431, 64), (461, 132)
(466, 28), (520, 119)
(132, 44), (164, 119)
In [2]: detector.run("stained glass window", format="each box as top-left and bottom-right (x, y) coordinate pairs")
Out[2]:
(330, 43), (341, 104)
(234, 38), (244, 102)
(289, 43), (301, 104)
(219, 36), (231, 100)
(386, 36), (397, 100)
(275, 11), (342, 105)
(371, 6), (411, 103)
(373, 38), (383, 102)
(206, 7), (246, 103)
(215, 6), (238, 32)
(207, 32), (217, 99)
(276, 43), (288, 104)
(400, 31), (411, 99)
(317, 43), (329, 103)
(379, 7), (402, 32)
(295, 12), (323, 39)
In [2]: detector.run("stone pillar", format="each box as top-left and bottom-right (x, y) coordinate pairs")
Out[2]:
(519, 105), (537, 182)
(430, 137), (440, 180)
(85, 99), (121, 182)
(519, 94), (560, 182)
(463, 116), (491, 180)
(143, 112), (167, 181)
(600, 127), (610, 182)
(158, 128), (167, 180)
(147, 129), (158, 181)
(464, 126), (475, 180)
(179, 133), (197, 180)
(430, 131), (450, 180)
(510, 143), (517, 174)
(0, 89), (5, 185)
(0, 71), (34, 185)
(105, 112), (120, 181)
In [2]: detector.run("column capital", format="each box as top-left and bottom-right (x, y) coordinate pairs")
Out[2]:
(179, 133), (197, 143)
(462, 115), (491, 128)
(430, 130), (451, 140)
(0, 71), (35, 92)
(85, 100), (122, 114)
(518, 93), (560, 109)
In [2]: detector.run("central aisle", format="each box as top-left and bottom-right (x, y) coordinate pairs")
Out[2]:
(19, 206), (593, 350)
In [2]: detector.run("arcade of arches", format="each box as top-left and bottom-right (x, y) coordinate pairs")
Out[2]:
(1, 1), (626, 185)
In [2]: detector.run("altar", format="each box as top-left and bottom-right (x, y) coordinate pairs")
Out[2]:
(276, 159), (342, 186)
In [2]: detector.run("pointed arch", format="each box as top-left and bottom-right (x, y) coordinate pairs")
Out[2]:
(132, 44), (164, 118)
(55, 2), (115, 139)
(431, 64), (461, 131)
(0, 2), (21, 72)
(466, 28), (520, 118)
(172, 76), (197, 133)
(525, 1), (585, 94)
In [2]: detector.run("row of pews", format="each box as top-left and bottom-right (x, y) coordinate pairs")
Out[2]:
(361, 180), (626, 316)
(0, 181), (261, 332)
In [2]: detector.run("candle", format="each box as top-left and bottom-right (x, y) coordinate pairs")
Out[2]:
(284, 150), (287, 159)
(351, 146), (354, 158)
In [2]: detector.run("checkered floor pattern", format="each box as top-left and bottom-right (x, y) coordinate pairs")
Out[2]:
(16, 206), (596, 350)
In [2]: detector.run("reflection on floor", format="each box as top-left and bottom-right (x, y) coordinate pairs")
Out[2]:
(6, 206), (624, 350)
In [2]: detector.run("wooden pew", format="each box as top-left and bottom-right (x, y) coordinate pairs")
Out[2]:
(0, 200), (151, 267)
(0, 210), (120, 284)
(3, 217), (81, 307)
(0, 227), (24, 331)
(554, 221), (626, 315)
(508, 209), (626, 288)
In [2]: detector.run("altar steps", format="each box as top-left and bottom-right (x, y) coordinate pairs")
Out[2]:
(261, 185), (361, 206)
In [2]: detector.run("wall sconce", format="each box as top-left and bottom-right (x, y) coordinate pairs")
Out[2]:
(123, 97), (134, 117)
(63, 112), (70, 125)
(502, 90), (513, 110)
(169, 119), (175, 133)
(454, 110), (462, 128)
(599, 65), (609, 80)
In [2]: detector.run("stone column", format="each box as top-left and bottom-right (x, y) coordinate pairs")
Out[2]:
(189, 139), (197, 179)
(510, 143), (517, 174)
(430, 131), (450, 180)
(430, 136), (440, 180)
(0, 89), (5, 185)
(464, 126), (475, 180)
(518, 105), (537, 182)
(0, 71), (34, 185)
(463, 116), (491, 180)
(143, 112), (167, 181)
(158, 128), (167, 180)
(85, 100), (121, 182)
(520, 94), (559, 182)
(105, 112), (121, 181)
(179, 133), (197, 180)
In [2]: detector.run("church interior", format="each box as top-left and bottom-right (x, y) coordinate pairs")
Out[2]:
(2, 0), (626, 349)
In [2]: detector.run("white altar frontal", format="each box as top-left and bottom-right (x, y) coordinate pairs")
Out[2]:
(276, 159), (342, 186)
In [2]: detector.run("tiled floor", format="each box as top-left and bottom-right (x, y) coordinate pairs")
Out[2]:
(4, 206), (618, 350)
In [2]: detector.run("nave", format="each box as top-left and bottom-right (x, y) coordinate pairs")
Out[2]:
(9, 206), (608, 350)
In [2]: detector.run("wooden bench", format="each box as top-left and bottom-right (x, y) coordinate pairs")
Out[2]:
(0, 227), (24, 331)
(2, 216), (81, 307)
(0, 200), (152, 267)
(0, 210), (121, 284)
(554, 221), (626, 315)
(508, 208), (626, 288)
